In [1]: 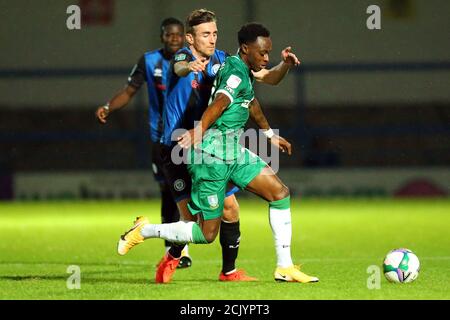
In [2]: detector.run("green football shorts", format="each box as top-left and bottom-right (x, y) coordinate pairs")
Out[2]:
(187, 147), (267, 220)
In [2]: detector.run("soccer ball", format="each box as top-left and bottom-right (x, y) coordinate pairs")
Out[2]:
(383, 248), (420, 283)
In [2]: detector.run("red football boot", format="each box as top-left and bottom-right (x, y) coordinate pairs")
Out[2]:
(155, 252), (180, 283)
(219, 269), (258, 282)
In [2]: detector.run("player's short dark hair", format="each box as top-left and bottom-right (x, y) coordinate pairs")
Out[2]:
(238, 23), (270, 45)
(186, 9), (216, 34)
(160, 17), (183, 36)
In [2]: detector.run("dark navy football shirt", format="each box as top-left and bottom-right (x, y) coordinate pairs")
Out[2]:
(160, 47), (228, 146)
(128, 49), (170, 143)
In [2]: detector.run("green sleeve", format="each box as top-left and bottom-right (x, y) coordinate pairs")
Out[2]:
(214, 65), (248, 103)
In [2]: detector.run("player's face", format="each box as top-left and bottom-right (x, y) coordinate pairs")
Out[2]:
(161, 24), (184, 54)
(189, 21), (218, 58)
(247, 36), (272, 72)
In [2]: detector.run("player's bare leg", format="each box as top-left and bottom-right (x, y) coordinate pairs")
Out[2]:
(245, 166), (289, 201)
(245, 166), (319, 283)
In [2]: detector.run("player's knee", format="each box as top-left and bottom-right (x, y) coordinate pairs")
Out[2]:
(223, 201), (239, 223)
(272, 185), (290, 201)
(200, 219), (220, 243)
(203, 231), (217, 243)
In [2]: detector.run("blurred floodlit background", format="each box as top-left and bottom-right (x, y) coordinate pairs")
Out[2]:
(0, 0), (449, 201)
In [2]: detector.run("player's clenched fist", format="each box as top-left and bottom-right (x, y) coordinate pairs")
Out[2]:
(95, 105), (110, 124)
(188, 59), (208, 73)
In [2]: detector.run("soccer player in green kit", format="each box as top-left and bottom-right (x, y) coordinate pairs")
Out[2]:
(120, 23), (319, 283)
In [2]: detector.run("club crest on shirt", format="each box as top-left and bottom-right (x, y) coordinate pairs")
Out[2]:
(191, 80), (200, 89)
(207, 194), (219, 209)
(226, 75), (242, 89)
(174, 179), (186, 192)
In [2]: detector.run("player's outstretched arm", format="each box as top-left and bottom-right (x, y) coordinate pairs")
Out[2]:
(249, 98), (292, 155)
(177, 93), (231, 148)
(174, 59), (208, 77)
(95, 85), (137, 124)
(253, 46), (300, 85)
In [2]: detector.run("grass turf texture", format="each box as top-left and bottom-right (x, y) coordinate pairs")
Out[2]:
(0, 198), (449, 300)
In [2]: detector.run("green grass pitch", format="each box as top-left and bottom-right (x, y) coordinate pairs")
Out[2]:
(0, 198), (449, 300)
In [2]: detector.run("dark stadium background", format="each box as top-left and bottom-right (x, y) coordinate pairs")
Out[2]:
(0, 0), (449, 200)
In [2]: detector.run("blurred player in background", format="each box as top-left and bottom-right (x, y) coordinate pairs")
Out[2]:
(95, 18), (192, 268)
(118, 9), (301, 283)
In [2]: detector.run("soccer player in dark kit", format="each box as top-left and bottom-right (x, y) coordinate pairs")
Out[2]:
(96, 18), (192, 268)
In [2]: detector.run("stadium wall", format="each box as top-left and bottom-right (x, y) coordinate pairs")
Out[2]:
(7, 168), (449, 200)
(0, 0), (449, 108)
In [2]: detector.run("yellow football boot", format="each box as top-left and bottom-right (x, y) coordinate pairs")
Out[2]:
(274, 265), (319, 283)
(117, 216), (149, 255)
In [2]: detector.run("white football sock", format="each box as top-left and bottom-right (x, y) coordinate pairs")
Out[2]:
(141, 221), (195, 243)
(269, 208), (293, 268)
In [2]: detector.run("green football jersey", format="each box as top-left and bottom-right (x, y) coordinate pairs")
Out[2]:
(198, 54), (255, 161)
